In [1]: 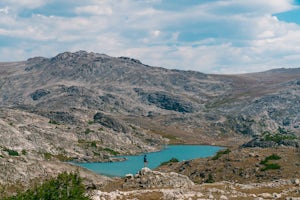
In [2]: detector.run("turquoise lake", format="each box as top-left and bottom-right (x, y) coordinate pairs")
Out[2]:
(74, 145), (223, 177)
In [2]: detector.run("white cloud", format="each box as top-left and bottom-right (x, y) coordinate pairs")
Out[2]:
(75, 5), (113, 15)
(0, 0), (299, 74)
(0, 6), (9, 14)
(2, 0), (46, 9)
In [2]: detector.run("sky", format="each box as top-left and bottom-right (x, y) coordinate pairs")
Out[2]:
(0, 0), (300, 74)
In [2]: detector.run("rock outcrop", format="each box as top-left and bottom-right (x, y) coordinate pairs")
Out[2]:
(123, 167), (194, 189)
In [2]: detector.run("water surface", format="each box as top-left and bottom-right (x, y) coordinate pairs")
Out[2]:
(74, 145), (222, 177)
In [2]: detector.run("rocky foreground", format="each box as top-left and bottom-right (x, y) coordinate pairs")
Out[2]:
(87, 146), (300, 200)
(89, 168), (300, 200)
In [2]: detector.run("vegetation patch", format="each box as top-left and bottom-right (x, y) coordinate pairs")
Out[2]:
(262, 127), (297, 143)
(4, 148), (19, 156)
(260, 154), (281, 171)
(159, 157), (179, 166)
(103, 148), (119, 156)
(21, 150), (27, 155)
(78, 140), (98, 148)
(212, 149), (231, 160)
(90, 141), (97, 148)
(43, 152), (53, 160)
(205, 173), (215, 183)
(48, 119), (59, 125)
(261, 163), (281, 171)
(84, 128), (94, 135)
(55, 154), (73, 162)
(263, 132), (296, 143)
(3, 171), (90, 200)
(43, 152), (72, 161)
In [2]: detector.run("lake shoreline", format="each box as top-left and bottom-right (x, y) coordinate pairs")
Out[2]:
(72, 145), (223, 177)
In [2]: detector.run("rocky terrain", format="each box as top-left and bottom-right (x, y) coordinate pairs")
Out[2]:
(91, 176), (300, 200)
(90, 146), (300, 199)
(1, 51), (300, 198)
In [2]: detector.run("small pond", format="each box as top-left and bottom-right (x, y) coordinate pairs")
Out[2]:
(73, 145), (222, 177)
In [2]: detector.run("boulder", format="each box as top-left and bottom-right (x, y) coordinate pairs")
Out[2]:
(93, 112), (128, 133)
(123, 167), (194, 189)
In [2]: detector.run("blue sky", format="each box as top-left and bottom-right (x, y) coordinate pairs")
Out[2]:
(0, 0), (300, 74)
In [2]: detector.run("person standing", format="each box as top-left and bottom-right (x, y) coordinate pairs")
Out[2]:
(143, 155), (148, 167)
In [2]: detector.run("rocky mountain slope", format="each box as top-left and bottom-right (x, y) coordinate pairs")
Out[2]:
(0, 50), (300, 189)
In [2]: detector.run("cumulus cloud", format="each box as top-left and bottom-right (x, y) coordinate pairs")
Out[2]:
(75, 5), (113, 15)
(0, 0), (299, 74)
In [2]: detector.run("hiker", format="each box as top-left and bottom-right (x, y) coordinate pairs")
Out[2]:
(143, 155), (148, 167)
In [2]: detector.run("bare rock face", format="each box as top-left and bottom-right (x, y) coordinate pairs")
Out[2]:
(138, 90), (195, 113)
(122, 167), (194, 189)
(93, 112), (128, 133)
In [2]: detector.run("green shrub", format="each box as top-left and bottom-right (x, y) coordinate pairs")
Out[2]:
(87, 121), (94, 125)
(3, 171), (90, 200)
(160, 157), (179, 166)
(263, 130), (296, 143)
(91, 141), (97, 148)
(266, 154), (281, 160)
(205, 173), (215, 183)
(261, 163), (281, 171)
(4, 148), (19, 156)
(21, 150), (27, 155)
(84, 128), (94, 135)
(43, 152), (52, 160)
(212, 149), (231, 160)
(49, 119), (59, 125)
(260, 154), (281, 171)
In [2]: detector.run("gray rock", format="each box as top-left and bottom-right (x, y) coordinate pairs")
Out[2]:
(30, 89), (50, 101)
(94, 112), (128, 133)
(123, 167), (194, 189)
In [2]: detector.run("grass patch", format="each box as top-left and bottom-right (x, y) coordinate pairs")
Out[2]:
(87, 120), (94, 125)
(159, 157), (179, 166)
(212, 149), (231, 160)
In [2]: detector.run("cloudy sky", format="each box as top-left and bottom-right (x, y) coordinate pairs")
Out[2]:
(0, 0), (300, 74)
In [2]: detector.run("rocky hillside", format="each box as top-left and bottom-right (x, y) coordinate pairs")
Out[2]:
(1, 51), (299, 143)
(0, 51), (300, 187)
